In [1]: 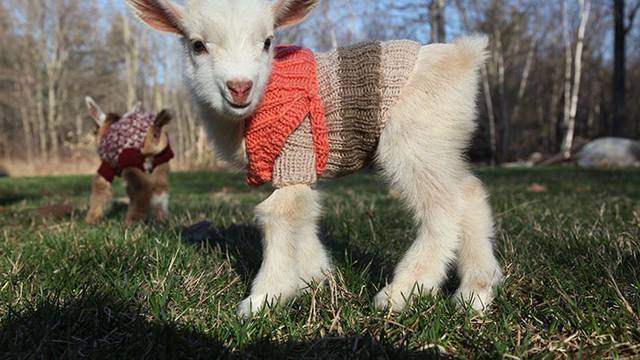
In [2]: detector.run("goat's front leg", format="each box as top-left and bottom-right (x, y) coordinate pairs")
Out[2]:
(237, 184), (328, 317)
(85, 175), (112, 225)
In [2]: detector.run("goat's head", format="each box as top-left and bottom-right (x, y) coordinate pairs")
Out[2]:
(127, 0), (318, 120)
(85, 97), (173, 156)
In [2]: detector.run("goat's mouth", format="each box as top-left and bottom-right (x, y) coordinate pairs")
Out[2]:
(224, 97), (252, 110)
(228, 100), (251, 109)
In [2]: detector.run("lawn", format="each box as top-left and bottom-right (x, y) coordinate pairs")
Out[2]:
(0, 168), (638, 358)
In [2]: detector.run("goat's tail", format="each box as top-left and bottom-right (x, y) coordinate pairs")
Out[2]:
(452, 34), (489, 71)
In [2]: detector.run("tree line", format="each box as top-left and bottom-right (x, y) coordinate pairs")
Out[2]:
(0, 0), (638, 171)
(0, 0), (211, 172)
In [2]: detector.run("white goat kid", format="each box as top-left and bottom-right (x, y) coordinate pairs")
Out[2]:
(127, 0), (503, 317)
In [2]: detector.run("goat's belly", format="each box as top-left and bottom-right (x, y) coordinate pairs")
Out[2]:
(272, 40), (421, 187)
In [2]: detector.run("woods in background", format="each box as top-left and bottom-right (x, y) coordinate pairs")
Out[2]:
(0, 0), (210, 173)
(0, 0), (639, 172)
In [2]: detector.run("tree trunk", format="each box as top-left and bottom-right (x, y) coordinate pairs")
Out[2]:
(511, 40), (536, 123)
(35, 77), (47, 158)
(47, 75), (59, 160)
(19, 102), (34, 163)
(494, 30), (509, 161)
(429, 0), (446, 43)
(481, 65), (497, 166)
(612, 0), (626, 136)
(123, 13), (139, 109)
(322, 0), (338, 50)
(561, 0), (573, 152)
(561, 0), (591, 159)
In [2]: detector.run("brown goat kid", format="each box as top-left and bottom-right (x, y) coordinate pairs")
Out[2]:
(85, 97), (174, 225)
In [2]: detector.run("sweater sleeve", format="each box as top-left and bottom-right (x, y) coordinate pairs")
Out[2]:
(97, 161), (116, 183)
(272, 116), (318, 188)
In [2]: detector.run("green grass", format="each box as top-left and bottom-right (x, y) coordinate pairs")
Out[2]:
(0, 168), (638, 358)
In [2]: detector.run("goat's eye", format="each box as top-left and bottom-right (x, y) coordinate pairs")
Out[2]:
(263, 37), (272, 52)
(192, 40), (207, 55)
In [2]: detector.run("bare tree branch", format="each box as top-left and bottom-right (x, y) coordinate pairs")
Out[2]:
(625, 0), (640, 34)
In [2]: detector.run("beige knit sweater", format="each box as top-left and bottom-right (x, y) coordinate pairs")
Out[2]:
(271, 40), (421, 188)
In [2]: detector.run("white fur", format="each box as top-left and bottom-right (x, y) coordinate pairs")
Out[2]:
(237, 184), (331, 317)
(128, 0), (502, 317)
(180, 0), (275, 120)
(151, 191), (170, 218)
(373, 37), (502, 311)
(127, 0), (304, 165)
(454, 176), (503, 311)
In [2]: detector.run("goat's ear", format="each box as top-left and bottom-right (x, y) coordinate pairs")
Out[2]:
(105, 113), (122, 124)
(151, 109), (172, 138)
(273, 0), (318, 29)
(126, 0), (185, 35)
(85, 96), (106, 127)
(154, 109), (172, 128)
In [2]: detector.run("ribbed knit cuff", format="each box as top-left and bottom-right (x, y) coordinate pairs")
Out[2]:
(97, 161), (116, 183)
(153, 144), (174, 168)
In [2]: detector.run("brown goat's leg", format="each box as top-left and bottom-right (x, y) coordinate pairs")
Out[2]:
(85, 175), (112, 225)
(149, 163), (171, 223)
(123, 168), (153, 225)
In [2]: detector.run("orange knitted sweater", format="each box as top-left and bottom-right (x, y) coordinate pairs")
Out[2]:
(244, 45), (328, 187)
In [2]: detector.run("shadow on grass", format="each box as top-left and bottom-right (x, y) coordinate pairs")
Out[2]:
(0, 290), (444, 359)
(179, 220), (461, 301)
(179, 220), (395, 290)
(103, 199), (130, 219)
(320, 224), (461, 297)
(181, 221), (264, 284)
(0, 192), (37, 206)
(0, 291), (227, 359)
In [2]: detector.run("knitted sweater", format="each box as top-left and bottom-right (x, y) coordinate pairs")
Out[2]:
(97, 111), (174, 182)
(245, 46), (328, 187)
(247, 40), (421, 188)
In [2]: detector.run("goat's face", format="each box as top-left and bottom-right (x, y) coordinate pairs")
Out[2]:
(127, 0), (318, 120)
(181, 0), (275, 119)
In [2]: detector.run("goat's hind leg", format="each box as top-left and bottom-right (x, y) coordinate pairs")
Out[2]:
(373, 156), (465, 312)
(237, 184), (330, 317)
(150, 163), (171, 223)
(454, 175), (503, 311)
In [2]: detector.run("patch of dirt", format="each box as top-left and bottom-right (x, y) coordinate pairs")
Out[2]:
(36, 203), (74, 219)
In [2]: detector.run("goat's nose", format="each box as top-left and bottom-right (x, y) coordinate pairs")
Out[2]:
(226, 79), (253, 104)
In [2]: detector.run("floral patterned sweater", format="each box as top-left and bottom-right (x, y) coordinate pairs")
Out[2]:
(97, 111), (173, 182)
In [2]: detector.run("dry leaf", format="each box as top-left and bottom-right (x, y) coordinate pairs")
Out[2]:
(527, 183), (547, 193)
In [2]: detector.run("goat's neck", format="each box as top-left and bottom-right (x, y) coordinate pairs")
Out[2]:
(198, 104), (247, 168)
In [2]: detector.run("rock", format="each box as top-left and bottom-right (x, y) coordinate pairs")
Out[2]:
(575, 137), (640, 168)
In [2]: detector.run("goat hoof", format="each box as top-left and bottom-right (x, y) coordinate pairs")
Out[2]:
(373, 285), (408, 312)
(454, 267), (503, 312)
(85, 214), (102, 225)
(236, 294), (271, 318)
